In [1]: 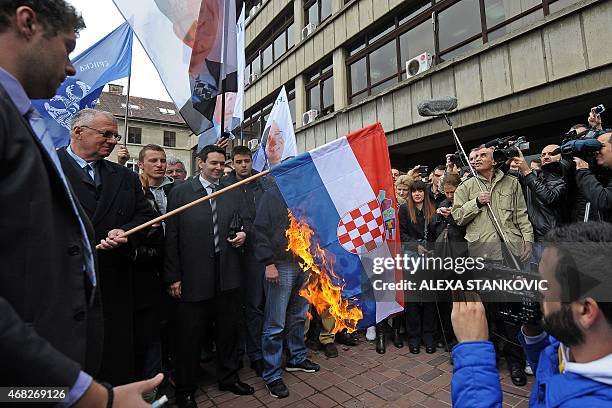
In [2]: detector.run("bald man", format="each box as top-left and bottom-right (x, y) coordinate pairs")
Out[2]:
(511, 145), (567, 255)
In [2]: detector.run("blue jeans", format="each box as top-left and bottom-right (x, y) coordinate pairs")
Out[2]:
(261, 262), (309, 384)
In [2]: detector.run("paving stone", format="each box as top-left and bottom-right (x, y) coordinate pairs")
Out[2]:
(307, 392), (338, 408)
(323, 386), (353, 403)
(291, 381), (316, 398)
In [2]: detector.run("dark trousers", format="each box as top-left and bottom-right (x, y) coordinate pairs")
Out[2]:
(241, 254), (265, 362)
(405, 302), (436, 347)
(174, 289), (242, 396)
(134, 306), (162, 380)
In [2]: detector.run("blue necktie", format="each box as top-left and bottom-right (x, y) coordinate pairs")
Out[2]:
(26, 108), (96, 287)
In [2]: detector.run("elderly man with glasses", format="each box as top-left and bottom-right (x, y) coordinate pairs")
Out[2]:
(57, 108), (156, 386)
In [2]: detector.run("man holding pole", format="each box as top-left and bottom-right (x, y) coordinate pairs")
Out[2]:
(165, 144), (254, 408)
(57, 108), (156, 385)
(0, 1), (161, 405)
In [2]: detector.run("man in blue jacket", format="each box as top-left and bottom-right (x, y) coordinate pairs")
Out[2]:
(450, 222), (612, 407)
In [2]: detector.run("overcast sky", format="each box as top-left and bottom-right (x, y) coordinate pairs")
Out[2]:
(67, 0), (172, 101)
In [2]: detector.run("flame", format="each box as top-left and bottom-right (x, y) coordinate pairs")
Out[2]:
(286, 211), (363, 333)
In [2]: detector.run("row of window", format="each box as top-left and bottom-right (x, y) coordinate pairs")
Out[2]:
(244, 0), (582, 129)
(126, 127), (177, 148)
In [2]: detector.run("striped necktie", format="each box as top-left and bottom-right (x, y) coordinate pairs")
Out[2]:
(208, 184), (220, 252)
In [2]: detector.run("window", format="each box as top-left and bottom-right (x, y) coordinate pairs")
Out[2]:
(128, 127), (142, 144)
(125, 159), (139, 173)
(306, 61), (334, 116)
(245, 12), (295, 85)
(345, 0), (552, 103)
(304, 0), (332, 26)
(437, 0), (483, 58)
(163, 131), (176, 147)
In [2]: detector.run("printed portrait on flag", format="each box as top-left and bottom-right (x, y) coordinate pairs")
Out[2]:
(154, 0), (236, 119)
(252, 86), (298, 171)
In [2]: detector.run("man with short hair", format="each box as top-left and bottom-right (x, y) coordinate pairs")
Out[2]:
(253, 181), (320, 399)
(451, 222), (612, 407)
(574, 131), (612, 223)
(511, 146), (567, 257)
(429, 165), (446, 207)
(452, 146), (534, 386)
(58, 108), (157, 385)
(165, 144), (254, 407)
(391, 168), (400, 182)
(0, 1), (160, 405)
(221, 145), (267, 375)
(166, 155), (187, 181)
(133, 144), (175, 396)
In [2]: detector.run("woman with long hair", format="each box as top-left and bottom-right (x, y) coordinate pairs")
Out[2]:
(399, 180), (437, 354)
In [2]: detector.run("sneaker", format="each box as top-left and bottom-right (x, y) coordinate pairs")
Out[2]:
(266, 379), (289, 399)
(366, 326), (376, 341)
(524, 364), (534, 376)
(322, 343), (338, 358)
(285, 358), (320, 373)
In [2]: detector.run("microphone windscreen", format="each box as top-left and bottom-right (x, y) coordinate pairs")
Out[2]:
(417, 97), (458, 117)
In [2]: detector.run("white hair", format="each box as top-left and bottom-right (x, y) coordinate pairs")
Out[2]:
(70, 108), (117, 131)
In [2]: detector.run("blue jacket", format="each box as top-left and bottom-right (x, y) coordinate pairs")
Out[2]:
(451, 339), (612, 407)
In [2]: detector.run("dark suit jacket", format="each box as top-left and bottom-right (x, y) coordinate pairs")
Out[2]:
(0, 84), (103, 387)
(58, 147), (155, 385)
(164, 177), (250, 301)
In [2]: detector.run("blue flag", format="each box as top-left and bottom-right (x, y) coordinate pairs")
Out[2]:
(32, 22), (133, 147)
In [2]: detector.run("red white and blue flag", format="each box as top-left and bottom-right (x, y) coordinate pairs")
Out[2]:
(271, 123), (404, 327)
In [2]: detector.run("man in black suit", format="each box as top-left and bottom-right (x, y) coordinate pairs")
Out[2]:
(0, 1), (161, 405)
(58, 108), (156, 385)
(165, 144), (254, 408)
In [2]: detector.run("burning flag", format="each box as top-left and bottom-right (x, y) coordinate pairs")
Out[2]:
(272, 123), (404, 329)
(286, 211), (363, 333)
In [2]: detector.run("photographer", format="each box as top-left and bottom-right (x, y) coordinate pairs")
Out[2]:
(452, 145), (534, 386)
(510, 147), (567, 260)
(450, 222), (612, 407)
(574, 130), (612, 223)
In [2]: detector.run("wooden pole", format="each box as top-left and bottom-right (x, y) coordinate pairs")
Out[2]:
(95, 169), (270, 249)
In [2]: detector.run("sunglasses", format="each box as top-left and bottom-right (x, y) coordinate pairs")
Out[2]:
(80, 125), (122, 141)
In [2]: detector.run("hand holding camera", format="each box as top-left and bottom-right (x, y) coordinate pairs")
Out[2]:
(588, 104), (604, 130)
(437, 206), (452, 218)
(451, 292), (489, 343)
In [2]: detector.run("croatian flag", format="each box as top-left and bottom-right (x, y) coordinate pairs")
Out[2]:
(271, 123), (404, 328)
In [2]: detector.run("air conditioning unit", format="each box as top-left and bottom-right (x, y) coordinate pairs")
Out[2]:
(302, 109), (318, 126)
(301, 23), (316, 40)
(247, 139), (259, 151)
(405, 52), (433, 79)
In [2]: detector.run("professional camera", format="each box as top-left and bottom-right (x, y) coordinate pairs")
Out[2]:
(557, 128), (603, 162)
(486, 135), (530, 164)
(449, 150), (467, 167)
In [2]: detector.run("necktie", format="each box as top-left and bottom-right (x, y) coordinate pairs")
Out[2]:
(26, 108), (96, 287)
(208, 184), (220, 253)
(83, 163), (95, 182)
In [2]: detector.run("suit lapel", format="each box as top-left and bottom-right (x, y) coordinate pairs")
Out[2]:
(57, 148), (98, 218)
(92, 160), (122, 225)
(190, 177), (213, 220)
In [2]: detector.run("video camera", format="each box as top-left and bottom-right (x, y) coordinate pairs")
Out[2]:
(449, 150), (467, 168)
(556, 128), (603, 163)
(485, 135), (530, 164)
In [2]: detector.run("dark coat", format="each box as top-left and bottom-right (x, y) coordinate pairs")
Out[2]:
(575, 168), (612, 223)
(430, 198), (468, 259)
(220, 169), (265, 251)
(0, 84), (103, 387)
(133, 181), (176, 310)
(513, 165), (568, 240)
(252, 181), (298, 266)
(164, 176), (249, 301)
(58, 147), (156, 385)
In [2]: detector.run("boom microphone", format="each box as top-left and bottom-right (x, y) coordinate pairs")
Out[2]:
(417, 97), (458, 117)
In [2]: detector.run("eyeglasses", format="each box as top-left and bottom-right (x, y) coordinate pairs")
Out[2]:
(80, 125), (122, 141)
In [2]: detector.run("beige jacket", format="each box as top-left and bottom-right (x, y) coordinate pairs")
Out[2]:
(451, 170), (533, 260)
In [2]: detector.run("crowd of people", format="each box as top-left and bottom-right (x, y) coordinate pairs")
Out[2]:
(1, 2), (611, 408)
